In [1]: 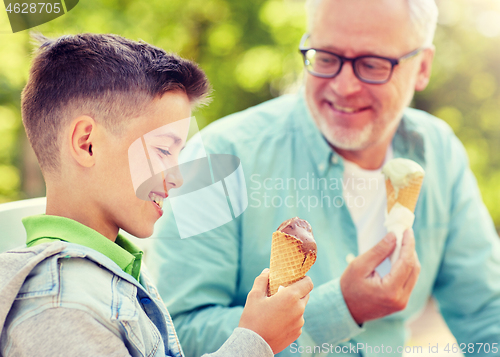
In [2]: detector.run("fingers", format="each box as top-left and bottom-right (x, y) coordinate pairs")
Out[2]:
(277, 276), (313, 300)
(387, 229), (419, 289)
(300, 293), (310, 306)
(355, 233), (397, 276)
(403, 263), (420, 295)
(403, 231), (421, 292)
(250, 268), (270, 298)
(290, 276), (314, 298)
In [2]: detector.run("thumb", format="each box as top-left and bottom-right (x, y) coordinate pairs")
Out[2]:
(250, 268), (270, 297)
(358, 233), (396, 275)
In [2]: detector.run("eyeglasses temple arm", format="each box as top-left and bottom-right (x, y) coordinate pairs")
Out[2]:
(398, 47), (425, 64)
(299, 33), (310, 50)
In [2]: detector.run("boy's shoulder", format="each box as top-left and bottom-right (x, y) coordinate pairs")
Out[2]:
(0, 244), (135, 356)
(0, 242), (174, 357)
(0, 242), (137, 327)
(0, 242), (66, 302)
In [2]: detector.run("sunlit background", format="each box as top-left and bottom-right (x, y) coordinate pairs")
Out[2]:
(0, 0), (498, 354)
(0, 0), (499, 230)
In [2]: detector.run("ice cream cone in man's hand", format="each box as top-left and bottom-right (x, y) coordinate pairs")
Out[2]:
(382, 158), (425, 263)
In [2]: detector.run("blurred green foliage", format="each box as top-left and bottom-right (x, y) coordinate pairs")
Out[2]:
(414, 0), (500, 228)
(0, 0), (499, 230)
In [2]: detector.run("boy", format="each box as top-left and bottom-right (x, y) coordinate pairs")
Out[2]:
(0, 34), (313, 356)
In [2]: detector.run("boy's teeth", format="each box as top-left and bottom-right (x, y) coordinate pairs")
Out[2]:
(149, 193), (164, 209)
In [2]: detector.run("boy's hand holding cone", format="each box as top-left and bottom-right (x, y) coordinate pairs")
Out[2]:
(382, 158), (425, 263)
(239, 217), (316, 354)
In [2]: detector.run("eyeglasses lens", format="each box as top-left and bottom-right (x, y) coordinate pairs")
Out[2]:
(305, 50), (340, 76)
(304, 49), (393, 83)
(355, 58), (392, 82)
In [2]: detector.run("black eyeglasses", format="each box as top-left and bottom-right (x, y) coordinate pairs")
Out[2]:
(299, 34), (424, 84)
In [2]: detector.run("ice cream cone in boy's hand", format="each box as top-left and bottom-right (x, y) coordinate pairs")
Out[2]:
(268, 217), (317, 296)
(382, 158), (425, 263)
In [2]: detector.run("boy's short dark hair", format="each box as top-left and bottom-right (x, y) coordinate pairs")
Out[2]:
(22, 33), (211, 174)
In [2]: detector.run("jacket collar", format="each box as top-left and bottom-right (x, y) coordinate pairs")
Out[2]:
(23, 215), (143, 281)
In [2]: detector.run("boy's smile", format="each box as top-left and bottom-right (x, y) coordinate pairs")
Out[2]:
(149, 191), (166, 212)
(132, 115), (191, 220)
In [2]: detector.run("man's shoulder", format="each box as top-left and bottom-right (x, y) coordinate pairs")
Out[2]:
(402, 107), (461, 156)
(402, 107), (469, 180)
(200, 93), (302, 149)
(404, 107), (455, 138)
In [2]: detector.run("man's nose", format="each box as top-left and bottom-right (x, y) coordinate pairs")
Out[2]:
(328, 61), (363, 96)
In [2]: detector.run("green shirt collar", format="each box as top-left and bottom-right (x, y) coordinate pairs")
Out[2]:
(23, 214), (143, 281)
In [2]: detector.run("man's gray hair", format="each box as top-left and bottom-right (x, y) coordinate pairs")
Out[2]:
(305, 0), (438, 47)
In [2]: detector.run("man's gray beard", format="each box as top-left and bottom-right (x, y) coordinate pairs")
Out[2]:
(322, 121), (374, 151)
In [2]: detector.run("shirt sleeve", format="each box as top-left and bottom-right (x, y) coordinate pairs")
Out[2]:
(433, 134), (500, 349)
(4, 307), (132, 357)
(303, 278), (364, 345)
(202, 328), (273, 357)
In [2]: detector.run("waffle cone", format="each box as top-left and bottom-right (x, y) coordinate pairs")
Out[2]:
(386, 176), (424, 213)
(268, 231), (317, 296)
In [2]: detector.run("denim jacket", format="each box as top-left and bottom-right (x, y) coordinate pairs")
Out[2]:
(0, 242), (272, 357)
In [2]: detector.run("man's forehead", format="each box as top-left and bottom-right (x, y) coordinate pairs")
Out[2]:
(312, 0), (412, 20)
(310, 0), (418, 56)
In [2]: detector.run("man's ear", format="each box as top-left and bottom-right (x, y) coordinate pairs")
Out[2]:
(69, 116), (96, 168)
(415, 46), (435, 92)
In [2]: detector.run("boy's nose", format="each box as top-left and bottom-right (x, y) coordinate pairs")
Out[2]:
(164, 166), (184, 190)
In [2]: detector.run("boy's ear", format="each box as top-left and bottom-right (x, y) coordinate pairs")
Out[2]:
(69, 116), (96, 168)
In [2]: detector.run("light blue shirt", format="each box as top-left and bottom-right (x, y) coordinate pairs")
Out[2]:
(148, 90), (500, 356)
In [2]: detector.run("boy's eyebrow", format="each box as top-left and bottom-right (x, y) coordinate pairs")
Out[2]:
(154, 132), (182, 145)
